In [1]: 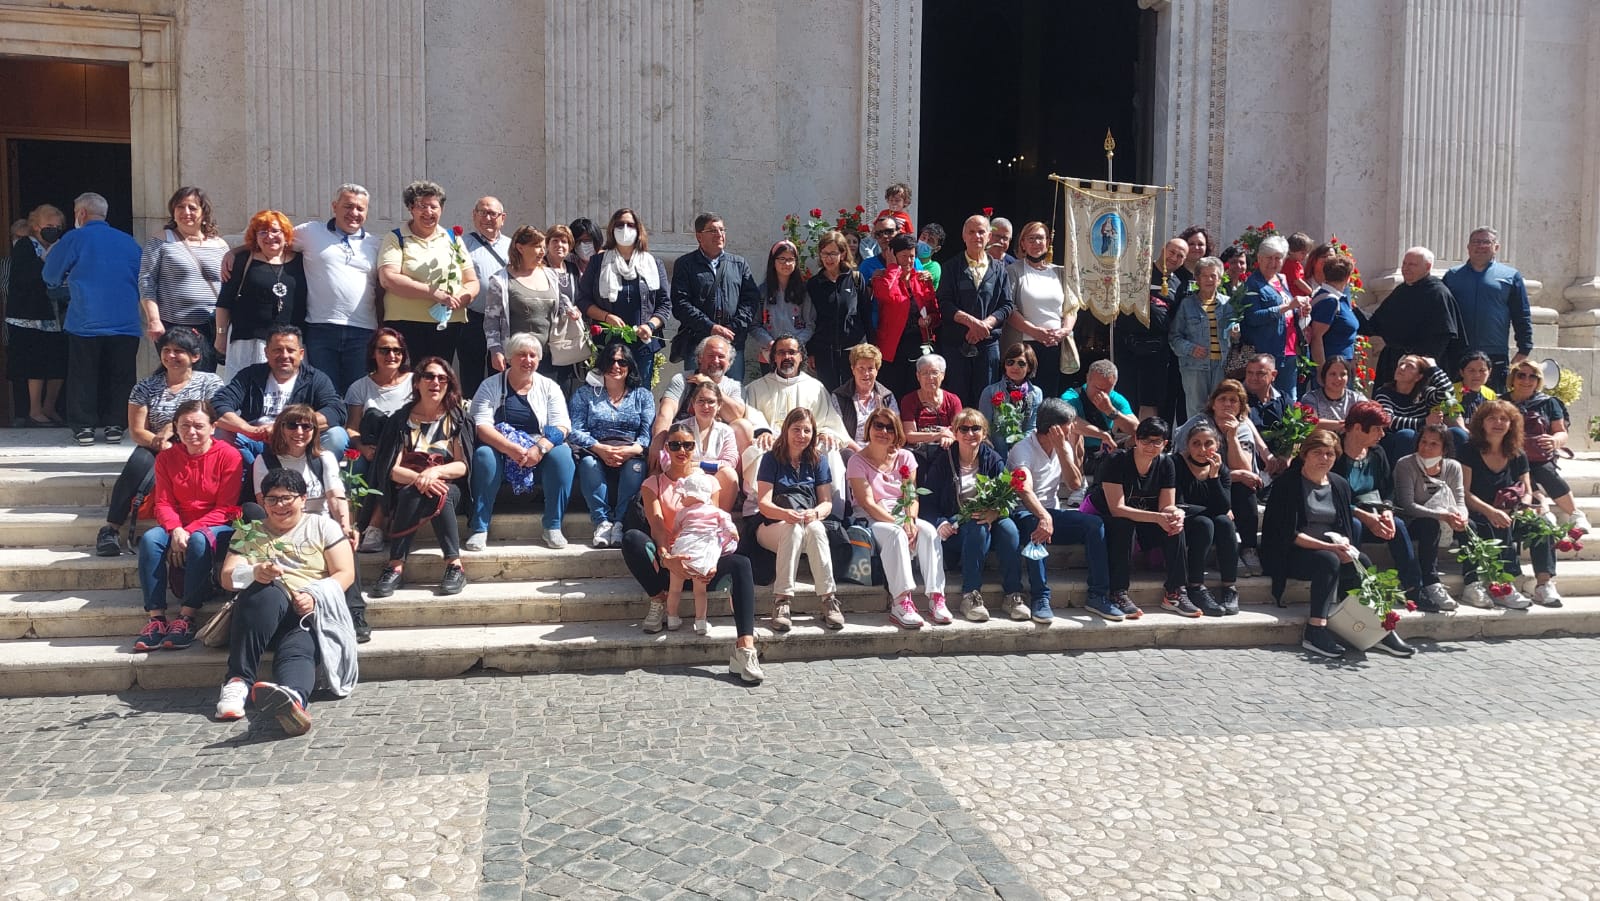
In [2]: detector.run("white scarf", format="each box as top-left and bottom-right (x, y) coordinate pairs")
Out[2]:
(598, 248), (660, 302)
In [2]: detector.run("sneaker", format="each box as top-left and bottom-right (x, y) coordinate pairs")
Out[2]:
(643, 598), (666, 633)
(1162, 587), (1202, 618)
(668, 614), (684, 631)
(1301, 624), (1347, 659)
(888, 594), (925, 629)
(821, 596), (845, 630)
(1006, 592), (1030, 621)
(95, 524), (122, 557)
(543, 527), (568, 549)
(73, 428), (94, 447)
(729, 646), (765, 684)
(961, 590), (991, 623)
(161, 615), (196, 649)
(1239, 548), (1263, 576)
(692, 619), (709, 635)
(1494, 587), (1532, 610)
(463, 530), (488, 553)
(251, 681), (311, 736)
(1218, 585), (1241, 616)
(771, 599), (793, 633)
(359, 526), (386, 553)
(1189, 585), (1223, 617)
(1460, 582), (1493, 609)
(216, 679), (248, 720)
(1428, 583), (1458, 612)
(439, 563), (467, 596)
(1533, 581), (1564, 608)
(609, 522), (625, 547)
(132, 617), (167, 652)
(1113, 590), (1143, 620)
(926, 593), (954, 625)
(1029, 595), (1054, 623)
(1374, 631), (1416, 658)
(370, 566), (403, 598)
(592, 522), (613, 548)
(1413, 592), (1442, 614)
(1085, 595), (1124, 622)
(1564, 508), (1592, 536)
(351, 609), (372, 644)
(103, 426), (123, 444)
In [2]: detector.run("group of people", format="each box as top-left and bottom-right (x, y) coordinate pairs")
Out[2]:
(7, 179), (1585, 727)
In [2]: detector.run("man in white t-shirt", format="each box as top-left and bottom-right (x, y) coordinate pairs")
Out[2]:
(295, 183), (382, 395)
(1008, 398), (1113, 621)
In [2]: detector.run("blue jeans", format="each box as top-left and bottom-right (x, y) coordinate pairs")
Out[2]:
(233, 428), (350, 468)
(305, 323), (375, 396)
(1273, 357), (1298, 404)
(576, 453), (648, 525)
(1351, 516), (1424, 592)
(1380, 428), (1417, 462)
(469, 442), (574, 534)
(1013, 508), (1108, 603)
(138, 524), (232, 612)
(942, 518), (1022, 594)
(1448, 426), (1471, 454)
(1179, 364), (1226, 421)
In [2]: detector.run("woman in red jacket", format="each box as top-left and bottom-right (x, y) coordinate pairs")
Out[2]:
(133, 399), (243, 653)
(869, 233), (939, 400)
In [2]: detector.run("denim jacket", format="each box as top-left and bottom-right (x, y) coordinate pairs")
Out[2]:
(1168, 294), (1234, 372)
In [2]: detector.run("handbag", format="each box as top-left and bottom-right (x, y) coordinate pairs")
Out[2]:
(1224, 342), (1255, 381)
(196, 599), (234, 648)
(1493, 483), (1528, 512)
(1058, 333), (1081, 375)
(545, 293), (592, 366)
(838, 521), (882, 585)
(668, 327), (694, 364)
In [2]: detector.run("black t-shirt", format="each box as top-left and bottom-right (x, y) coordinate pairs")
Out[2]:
(1457, 443), (1528, 506)
(1175, 455), (1232, 517)
(1092, 450), (1175, 514)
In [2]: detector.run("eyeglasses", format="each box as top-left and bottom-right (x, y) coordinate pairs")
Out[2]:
(870, 421), (896, 433)
(283, 421), (315, 432)
(1005, 358), (1029, 366)
(376, 347), (404, 356)
(957, 425), (985, 434)
(698, 226), (726, 235)
(419, 372), (449, 382)
(666, 441), (695, 452)
(1136, 437), (1167, 447)
(476, 211), (505, 218)
(263, 494), (302, 507)
(873, 230), (896, 238)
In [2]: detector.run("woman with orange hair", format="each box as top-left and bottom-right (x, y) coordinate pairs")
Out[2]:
(216, 210), (306, 367)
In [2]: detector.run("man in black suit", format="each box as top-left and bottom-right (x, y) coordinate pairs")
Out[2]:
(669, 211), (761, 378)
(935, 215), (1014, 408)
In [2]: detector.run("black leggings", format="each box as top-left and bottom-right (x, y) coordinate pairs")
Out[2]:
(106, 446), (158, 526)
(1529, 459), (1571, 500)
(1104, 516), (1187, 592)
(387, 483), (462, 561)
(1183, 513), (1238, 583)
(1230, 482), (1260, 549)
(226, 580), (316, 704)
(1406, 516), (1446, 585)
(620, 528), (756, 637)
(1284, 546), (1367, 619)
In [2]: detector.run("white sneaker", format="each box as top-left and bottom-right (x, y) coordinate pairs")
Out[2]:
(667, 615), (684, 631)
(609, 522), (625, 547)
(216, 679), (248, 720)
(692, 619), (709, 635)
(926, 594), (954, 625)
(592, 521), (613, 548)
(1423, 582), (1458, 611)
(1494, 587), (1532, 610)
(544, 527), (568, 549)
(961, 590), (990, 623)
(1533, 581), (1564, 607)
(1006, 593), (1030, 621)
(888, 594), (925, 629)
(1240, 548), (1263, 576)
(642, 598), (665, 633)
(730, 646), (765, 683)
(463, 530), (488, 553)
(358, 526), (385, 553)
(1460, 582), (1494, 609)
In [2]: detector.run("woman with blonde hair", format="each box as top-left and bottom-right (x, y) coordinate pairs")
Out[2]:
(216, 210), (306, 367)
(1004, 221), (1075, 399)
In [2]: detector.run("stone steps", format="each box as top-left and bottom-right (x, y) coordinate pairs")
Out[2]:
(3, 596), (1595, 698)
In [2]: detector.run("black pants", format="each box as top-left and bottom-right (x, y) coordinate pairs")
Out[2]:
(1405, 516), (1447, 585)
(1024, 340), (1065, 402)
(1230, 482), (1261, 550)
(1104, 516), (1187, 591)
(1528, 459), (1571, 500)
(388, 483), (462, 560)
(65, 334), (139, 430)
(226, 580), (316, 704)
(387, 320), (463, 369)
(620, 527), (756, 637)
(238, 504), (366, 617)
(457, 309), (489, 400)
(107, 446), (159, 526)
(1183, 513), (1238, 583)
(1284, 546), (1366, 618)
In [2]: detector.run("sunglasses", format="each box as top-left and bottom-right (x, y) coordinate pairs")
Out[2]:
(419, 372), (449, 382)
(870, 421), (896, 433)
(376, 347), (405, 356)
(283, 421), (315, 432)
(605, 358), (631, 369)
(873, 230), (896, 238)
(666, 440), (695, 452)
(1005, 358), (1029, 366)
(957, 425), (985, 434)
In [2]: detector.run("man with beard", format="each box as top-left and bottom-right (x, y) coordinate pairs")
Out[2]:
(1364, 246), (1463, 385)
(743, 335), (849, 500)
(649, 334), (753, 457)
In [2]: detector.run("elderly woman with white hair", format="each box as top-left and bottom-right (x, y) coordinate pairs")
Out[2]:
(899, 353), (962, 478)
(466, 332), (575, 551)
(1239, 235), (1304, 402)
(1168, 255), (1235, 420)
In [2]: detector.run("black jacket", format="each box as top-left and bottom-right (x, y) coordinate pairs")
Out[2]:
(935, 256), (1013, 349)
(211, 362), (346, 428)
(369, 400), (475, 516)
(921, 441), (1008, 524)
(670, 249), (760, 345)
(6, 237), (56, 321)
(1260, 460), (1356, 598)
(806, 268), (868, 358)
(1363, 275), (1464, 383)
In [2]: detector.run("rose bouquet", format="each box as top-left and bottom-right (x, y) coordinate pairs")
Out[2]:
(955, 468), (1026, 524)
(1232, 220), (1279, 258)
(1513, 507), (1584, 554)
(1347, 556), (1413, 631)
(1263, 402), (1321, 457)
(339, 447), (381, 518)
(1352, 336), (1377, 396)
(1452, 532), (1516, 599)
(991, 389), (1028, 447)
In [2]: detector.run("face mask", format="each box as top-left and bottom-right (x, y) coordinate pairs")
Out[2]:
(39, 226), (62, 244)
(613, 227), (637, 248)
(576, 242), (595, 261)
(916, 241), (932, 260)
(1025, 252), (1047, 264)
(1417, 454), (1443, 469)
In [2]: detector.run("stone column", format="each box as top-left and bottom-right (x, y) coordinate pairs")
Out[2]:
(1559, 3), (1600, 345)
(1143, 0), (1226, 240)
(858, 0), (922, 222)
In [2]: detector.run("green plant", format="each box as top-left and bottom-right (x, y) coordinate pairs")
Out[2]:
(956, 468), (1025, 524)
(890, 462), (929, 530)
(990, 390), (1028, 447)
(1346, 556), (1411, 630)
(1451, 531), (1514, 597)
(339, 449), (382, 518)
(1263, 402), (1321, 457)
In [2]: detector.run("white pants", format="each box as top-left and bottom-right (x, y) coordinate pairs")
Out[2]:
(870, 519), (945, 600)
(757, 519), (836, 598)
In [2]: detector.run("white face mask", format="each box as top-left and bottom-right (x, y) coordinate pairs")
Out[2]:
(1417, 454), (1443, 469)
(613, 227), (637, 248)
(576, 242), (595, 261)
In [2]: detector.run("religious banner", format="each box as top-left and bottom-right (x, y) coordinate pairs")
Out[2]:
(1057, 179), (1159, 326)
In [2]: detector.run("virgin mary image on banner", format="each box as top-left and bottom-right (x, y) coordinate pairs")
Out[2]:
(1060, 181), (1156, 328)
(1093, 212), (1125, 261)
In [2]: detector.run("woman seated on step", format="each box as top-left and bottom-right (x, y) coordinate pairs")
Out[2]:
(1331, 400), (1430, 615)
(752, 407), (841, 633)
(344, 327), (414, 553)
(922, 409), (1029, 624)
(215, 468), (358, 736)
(131, 400), (243, 654)
(846, 407), (950, 630)
(1260, 428), (1414, 660)
(623, 421), (765, 684)
(95, 327), (224, 557)
(1392, 423), (1467, 613)
(1456, 400), (1563, 610)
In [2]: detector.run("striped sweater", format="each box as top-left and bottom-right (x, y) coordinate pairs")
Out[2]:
(1374, 365), (1454, 431)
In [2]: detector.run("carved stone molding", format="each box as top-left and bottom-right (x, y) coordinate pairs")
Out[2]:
(859, 0), (922, 212)
(1154, 0), (1225, 238)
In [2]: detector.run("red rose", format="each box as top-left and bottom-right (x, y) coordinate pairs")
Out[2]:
(858, 224), (870, 233)
(343, 448), (361, 461)
(899, 464), (912, 479)
(1575, 542), (1585, 551)
(1009, 389), (1024, 402)
(982, 206), (994, 217)
(855, 205), (866, 213)
(1569, 527), (1585, 540)
(1339, 243), (1349, 252)
(1263, 220), (1275, 230)
(839, 208), (847, 214)
(836, 219), (846, 228)
(452, 225), (463, 236)
(590, 324), (603, 336)
(810, 208), (823, 218)
(1382, 611), (1401, 631)
(1557, 540), (1574, 552)
(992, 391), (1005, 405)
(1405, 600), (1418, 612)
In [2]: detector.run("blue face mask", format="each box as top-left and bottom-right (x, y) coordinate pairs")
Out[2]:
(916, 241), (933, 260)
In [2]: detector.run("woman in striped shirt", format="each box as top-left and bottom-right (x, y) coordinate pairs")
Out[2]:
(1374, 353), (1453, 462)
(138, 187), (228, 371)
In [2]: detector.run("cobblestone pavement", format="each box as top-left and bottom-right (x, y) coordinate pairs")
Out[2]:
(1, 638), (1598, 900)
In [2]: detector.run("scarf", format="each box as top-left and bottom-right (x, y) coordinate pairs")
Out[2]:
(598, 248), (660, 303)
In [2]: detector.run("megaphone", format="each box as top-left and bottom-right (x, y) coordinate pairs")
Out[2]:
(1541, 358), (1563, 390)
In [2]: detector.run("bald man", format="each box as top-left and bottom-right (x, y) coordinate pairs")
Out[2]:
(1363, 246), (1464, 384)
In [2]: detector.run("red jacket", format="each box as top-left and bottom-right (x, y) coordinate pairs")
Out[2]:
(153, 440), (243, 532)
(871, 265), (938, 362)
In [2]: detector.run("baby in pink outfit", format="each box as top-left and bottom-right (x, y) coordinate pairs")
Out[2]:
(668, 471), (739, 634)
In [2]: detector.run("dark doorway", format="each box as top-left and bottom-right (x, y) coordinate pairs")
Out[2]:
(7, 140), (133, 234)
(917, 1), (1152, 253)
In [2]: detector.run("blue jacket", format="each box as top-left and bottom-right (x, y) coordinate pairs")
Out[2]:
(1168, 293), (1234, 372)
(1441, 260), (1532, 358)
(670, 249), (760, 345)
(921, 441), (1008, 524)
(41, 220), (142, 338)
(1238, 271), (1288, 361)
